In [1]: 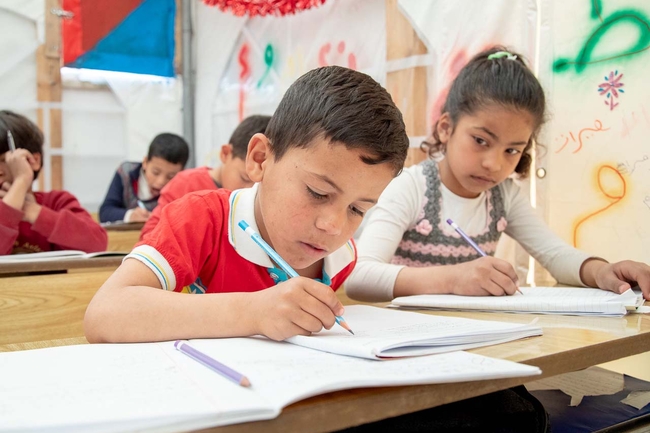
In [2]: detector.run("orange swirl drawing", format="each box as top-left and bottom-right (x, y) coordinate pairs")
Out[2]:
(573, 165), (626, 247)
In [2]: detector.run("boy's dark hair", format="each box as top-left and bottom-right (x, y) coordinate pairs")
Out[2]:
(424, 46), (546, 177)
(229, 115), (271, 159)
(0, 110), (45, 179)
(265, 66), (408, 175)
(147, 133), (190, 167)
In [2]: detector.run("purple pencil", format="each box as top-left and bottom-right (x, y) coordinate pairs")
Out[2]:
(446, 218), (523, 295)
(174, 340), (251, 387)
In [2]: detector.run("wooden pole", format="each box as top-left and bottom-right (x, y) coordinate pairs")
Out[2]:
(36, 0), (63, 191)
(385, 0), (428, 167)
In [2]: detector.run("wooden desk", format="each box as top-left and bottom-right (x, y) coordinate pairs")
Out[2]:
(2, 280), (648, 432)
(0, 271), (112, 345)
(101, 221), (145, 231)
(0, 256), (123, 275)
(107, 229), (141, 252)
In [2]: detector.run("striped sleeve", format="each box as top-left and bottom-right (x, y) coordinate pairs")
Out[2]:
(125, 245), (177, 291)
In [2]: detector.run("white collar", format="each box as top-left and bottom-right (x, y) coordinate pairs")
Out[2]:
(137, 167), (154, 200)
(227, 183), (356, 277)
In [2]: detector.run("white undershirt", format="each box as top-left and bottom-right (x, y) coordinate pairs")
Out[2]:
(346, 164), (592, 301)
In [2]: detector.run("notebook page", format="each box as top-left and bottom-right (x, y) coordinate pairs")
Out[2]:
(0, 343), (270, 433)
(0, 250), (85, 262)
(392, 287), (634, 316)
(285, 305), (541, 359)
(186, 337), (541, 413)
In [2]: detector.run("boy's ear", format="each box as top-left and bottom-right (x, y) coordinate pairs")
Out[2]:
(141, 156), (148, 171)
(436, 112), (453, 144)
(246, 133), (271, 183)
(219, 144), (233, 164)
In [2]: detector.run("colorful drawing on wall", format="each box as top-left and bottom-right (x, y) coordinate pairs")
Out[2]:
(238, 43), (251, 122)
(554, 120), (610, 154)
(572, 165), (626, 247)
(553, 7), (650, 73)
(598, 70), (625, 110)
(256, 44), (275, 88)
(317, 41), (357, 69)
(62, 0), (176, 77)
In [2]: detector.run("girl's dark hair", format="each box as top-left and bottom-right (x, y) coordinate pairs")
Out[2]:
(0, 110), (44, 179)
(423, 46), (546, 177)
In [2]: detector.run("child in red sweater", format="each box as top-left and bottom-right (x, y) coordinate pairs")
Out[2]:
(0, 110), (107, 255)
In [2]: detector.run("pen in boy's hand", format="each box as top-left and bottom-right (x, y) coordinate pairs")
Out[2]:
(7, 131), (16, 152)
(238, 219), (355, 335)
(137, 200), (147, 210)
(446, 218), (523, 295)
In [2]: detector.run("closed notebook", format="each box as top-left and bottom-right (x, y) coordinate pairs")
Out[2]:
(286, 305), (542, 359)
(391, 287), (644, 317)
(0, 250), (128, 263)
(0, 336), (541, 432)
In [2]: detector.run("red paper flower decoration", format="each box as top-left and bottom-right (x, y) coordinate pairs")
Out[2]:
(202, 0), (327, 17)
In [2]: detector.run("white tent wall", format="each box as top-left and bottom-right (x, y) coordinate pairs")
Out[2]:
(0, 1), (183, 213)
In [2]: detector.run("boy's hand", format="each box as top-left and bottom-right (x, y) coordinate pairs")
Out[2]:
(130, 207), (151, 222)
(249, 277), (345, 341)
(594, 260), (650, 300)
(449, 256), (519, 296)
(5, 149), (35, 185)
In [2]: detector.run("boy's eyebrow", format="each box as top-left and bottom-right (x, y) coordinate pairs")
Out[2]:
(313, 173), (377, 204)
(474, 126), (528, 146)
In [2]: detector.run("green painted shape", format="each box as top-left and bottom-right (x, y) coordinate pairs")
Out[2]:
(256, 44), (274, 88)
(554, 9), (650, 73)
(591, 0), (603, 20)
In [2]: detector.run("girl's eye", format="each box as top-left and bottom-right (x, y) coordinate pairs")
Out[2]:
(307, 186), (327, 200)
(349, 206), (364, 217)
(506, 148), (521, 155)
(474, 136), (487, 146)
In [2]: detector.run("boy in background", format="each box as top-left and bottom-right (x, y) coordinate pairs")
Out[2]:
(140, 115), (270, 239)
(99, 133), (189, 223)
(0, 110), (107, 255)
(85, 66), (409, 342)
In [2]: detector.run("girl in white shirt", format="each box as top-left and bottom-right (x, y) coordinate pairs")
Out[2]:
(347, 46), (650, 302)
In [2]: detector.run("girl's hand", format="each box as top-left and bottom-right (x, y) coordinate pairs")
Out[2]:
(593, 260), (650, 300)
(5, 149), (36, 185)
(22, 192), (42, 223)
(449, 256), (519, 296)
(248, 277), (345, 341)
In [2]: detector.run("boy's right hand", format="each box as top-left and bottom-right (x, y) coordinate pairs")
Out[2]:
(250, 277), (345, 341)
(449, 256), (519, 296)
(130, 207), (151, 222)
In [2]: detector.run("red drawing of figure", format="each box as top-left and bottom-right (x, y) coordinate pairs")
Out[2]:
(318, 41), (357, 69)
(238, 43), (251, 122)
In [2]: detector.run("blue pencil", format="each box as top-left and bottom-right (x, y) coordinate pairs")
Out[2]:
(238, 219), (354, 335)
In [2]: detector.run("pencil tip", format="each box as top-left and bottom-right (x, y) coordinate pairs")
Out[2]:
(348, 329), (355, 335)
(241, 377), (251, 387)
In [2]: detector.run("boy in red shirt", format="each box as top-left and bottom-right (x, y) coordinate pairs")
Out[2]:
(0, 110), (107, 255)
(85, 66), (408, 343)
(139, 115), (271, 239)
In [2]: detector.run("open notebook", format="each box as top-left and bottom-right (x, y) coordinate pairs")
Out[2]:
(392, 287), (644, 317)
(286, 305), (542, 359)
(0, 250), (128, 263)
(0, 337), (541, 432)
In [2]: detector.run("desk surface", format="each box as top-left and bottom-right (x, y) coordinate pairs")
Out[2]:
(2, 276), (649, 433)
(101, 221), (145, 231)
(0, 256), (123, 275)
